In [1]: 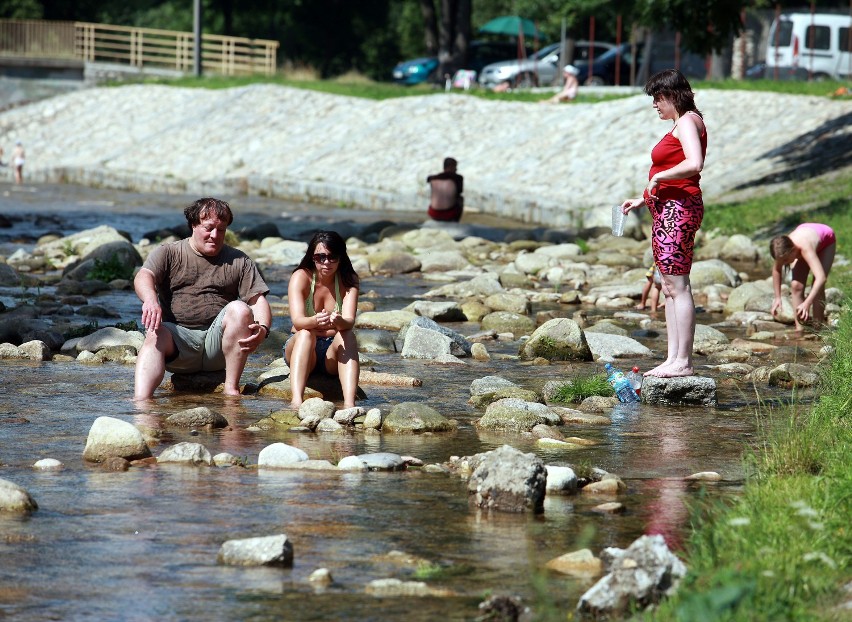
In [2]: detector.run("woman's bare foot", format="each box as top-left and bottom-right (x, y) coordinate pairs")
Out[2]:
(644, 362), (673, 377)
(634, 303), (647, 310)
(654, 362), (694, 378)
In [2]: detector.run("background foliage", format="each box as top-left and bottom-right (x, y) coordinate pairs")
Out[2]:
(1, 0), (851, 78)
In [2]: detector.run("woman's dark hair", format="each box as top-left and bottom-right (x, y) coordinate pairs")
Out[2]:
(644, 69), (702, 118)
(184, 197), (233, 228)
(294, 230), (359, 289)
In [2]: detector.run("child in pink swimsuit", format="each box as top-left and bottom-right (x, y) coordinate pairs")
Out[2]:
(770, 223), (836, 330)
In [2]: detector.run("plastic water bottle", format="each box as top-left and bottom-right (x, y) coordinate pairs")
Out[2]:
(627, 366), (643, 396)
(604, 363), (640, 403)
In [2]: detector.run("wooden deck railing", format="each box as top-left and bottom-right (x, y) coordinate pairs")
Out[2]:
(0, 19), (279, 76)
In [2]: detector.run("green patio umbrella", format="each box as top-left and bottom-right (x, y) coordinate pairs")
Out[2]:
(478, 15), (543, 39)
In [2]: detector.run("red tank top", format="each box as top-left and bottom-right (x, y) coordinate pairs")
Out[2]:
(647, 113), (707, 201)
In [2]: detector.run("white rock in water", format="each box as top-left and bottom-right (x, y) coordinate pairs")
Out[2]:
(33, 458), (64, 470)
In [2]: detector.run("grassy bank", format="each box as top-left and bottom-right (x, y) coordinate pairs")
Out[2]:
(143, 72), (848, 102)
(642, 310), (852, 621)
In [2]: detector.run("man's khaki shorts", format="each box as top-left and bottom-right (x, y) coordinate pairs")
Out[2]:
(163, 305), (227, 373)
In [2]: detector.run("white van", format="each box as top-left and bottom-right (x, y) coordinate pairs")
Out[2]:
(765, 12), (852, 79)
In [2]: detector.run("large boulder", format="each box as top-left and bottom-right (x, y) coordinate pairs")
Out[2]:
(476, 398), (560, 432)
(0, 478), (38, 514)
(63, 240), (142, 280)
(467, 445), (547, 513)
(577, 535), (686, 617)
(689, 259), (740, 288)
(382, 402), (458, 433)
(83, 416), (152, 463)
(218, 534), (294, 567)
(400, 316), (471, 355)
(400, 325), (457, 360)
(519, 318), (592, 361)
(584, 332), (653, 361)
(157, 442), (213, 466)
(641, 376), (717, 406)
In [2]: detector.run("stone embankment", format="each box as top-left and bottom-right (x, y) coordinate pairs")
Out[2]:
(0, 84), (849, 224)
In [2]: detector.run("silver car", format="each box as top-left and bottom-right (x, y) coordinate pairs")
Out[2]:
(478, 40), (615, 88)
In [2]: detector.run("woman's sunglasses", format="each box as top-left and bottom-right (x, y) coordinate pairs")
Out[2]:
(313, 253), (339, 264)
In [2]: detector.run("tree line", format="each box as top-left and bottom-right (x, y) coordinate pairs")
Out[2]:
(1, 0), (848, 80)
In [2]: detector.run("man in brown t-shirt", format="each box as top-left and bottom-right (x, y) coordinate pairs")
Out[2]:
(133, 197), (271, 400)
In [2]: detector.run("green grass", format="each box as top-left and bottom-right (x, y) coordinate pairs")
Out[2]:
(704, 172), (852, 238)
(638, 313), (852, 621)
(87, 254), (135, 282)
(136, 72), (847, 101)
(693, 77), (850, 98)
(551, 373), (613, 403)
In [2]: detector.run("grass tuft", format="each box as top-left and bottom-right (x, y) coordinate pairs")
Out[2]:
(551, 373), (613, 403)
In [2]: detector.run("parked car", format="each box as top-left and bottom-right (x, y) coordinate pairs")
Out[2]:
(392, 41), (531, 85)
(478, 40), (615, 88)
(391, 56), (440, 85)
(764, 12), (852, 80)
(574, 42), (706, 86)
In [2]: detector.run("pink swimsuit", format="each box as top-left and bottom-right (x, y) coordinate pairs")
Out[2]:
(795, 223), (836, 253)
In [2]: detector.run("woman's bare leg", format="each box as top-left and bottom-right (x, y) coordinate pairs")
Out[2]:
(285, 330), (316, 409)
(647, 274), (695, 378)
(326, 330), (360, 408)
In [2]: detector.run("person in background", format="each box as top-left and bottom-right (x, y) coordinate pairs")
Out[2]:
(542, 64), (580, 104)
(635, 264), (665, 312)
(770, 223), (836, 331)
(285, 230), (360, 410)
(621, 69), (707, 378)
(133, 197), (271, 400)
(12, 141), (24, 184)
(427, 157), (464, 222)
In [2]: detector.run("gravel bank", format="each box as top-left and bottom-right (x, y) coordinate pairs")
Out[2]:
(0, 84), (849, 225)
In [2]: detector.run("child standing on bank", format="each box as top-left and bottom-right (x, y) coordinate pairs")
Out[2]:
(770, 223), (836, 330)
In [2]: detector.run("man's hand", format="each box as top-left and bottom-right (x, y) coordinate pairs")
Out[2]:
(140, 299), (163, 332)
(238, 322), (266, 352)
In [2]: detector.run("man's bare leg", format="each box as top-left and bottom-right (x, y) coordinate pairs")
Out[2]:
(134, 327), (175, 400)
(220, 302), (253, 396)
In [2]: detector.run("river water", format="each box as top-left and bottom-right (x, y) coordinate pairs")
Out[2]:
(0, 182), (797, 621)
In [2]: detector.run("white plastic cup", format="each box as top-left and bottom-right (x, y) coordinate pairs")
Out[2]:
(611, 205), (626, 237)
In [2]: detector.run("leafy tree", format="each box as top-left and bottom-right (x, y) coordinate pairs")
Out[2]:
(0, 0), (43, 19)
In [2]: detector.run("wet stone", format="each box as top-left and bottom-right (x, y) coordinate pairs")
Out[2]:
(640, 375), (717, 406)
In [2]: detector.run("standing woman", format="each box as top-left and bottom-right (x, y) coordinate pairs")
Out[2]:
(285, 231), (360, 409)
(621, 69), (707, 378)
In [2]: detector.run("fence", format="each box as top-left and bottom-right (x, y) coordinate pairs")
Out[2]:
(0, 19), (278, 76)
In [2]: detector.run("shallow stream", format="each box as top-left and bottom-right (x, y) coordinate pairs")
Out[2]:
(0, 183), (805, 620)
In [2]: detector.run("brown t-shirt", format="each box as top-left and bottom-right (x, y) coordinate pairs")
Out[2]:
(143, 239), (269, 329)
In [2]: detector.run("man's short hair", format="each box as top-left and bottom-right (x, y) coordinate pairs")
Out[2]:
(184, 198), (234, 228)
(443, 157), (458, 170)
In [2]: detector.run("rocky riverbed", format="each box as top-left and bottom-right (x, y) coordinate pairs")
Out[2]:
(0, 84), (845, 618)
(0, 84), (850, 225)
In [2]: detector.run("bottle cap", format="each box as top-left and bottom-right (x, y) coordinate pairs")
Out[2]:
(632, 366), (639, 372)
